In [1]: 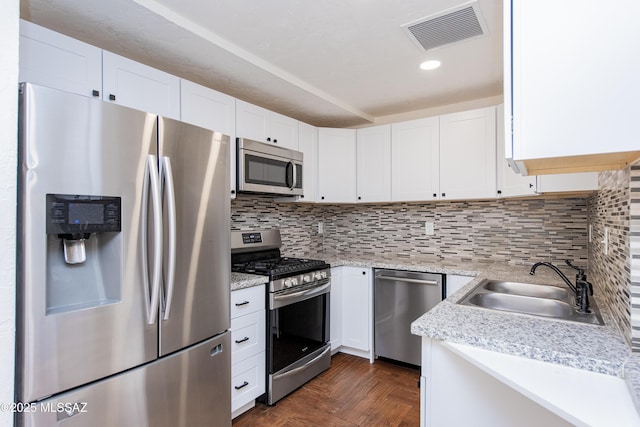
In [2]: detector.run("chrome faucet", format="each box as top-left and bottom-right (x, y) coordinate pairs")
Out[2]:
(530, 260), (593, 314)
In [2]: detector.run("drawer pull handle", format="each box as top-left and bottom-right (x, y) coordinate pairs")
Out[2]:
(235, 300), (250, 307)
(235, 336), (250, 344)
(234, 381), (249, 390)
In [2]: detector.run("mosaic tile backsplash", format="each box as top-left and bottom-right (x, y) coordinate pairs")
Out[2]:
(233, 171), (638, 351)
(232, 194), (589, 265)
(588, 167), (631, 348)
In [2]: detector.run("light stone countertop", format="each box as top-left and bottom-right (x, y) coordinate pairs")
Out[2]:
(323, 254), (637, 413)
(230, 272), (268, 291)
(229, 254), (639, 414)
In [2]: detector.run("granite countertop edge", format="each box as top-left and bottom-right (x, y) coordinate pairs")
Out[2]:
(230, 272), (268, 291)
(325, 254), (637, 413)
(230, 254), (638, 413)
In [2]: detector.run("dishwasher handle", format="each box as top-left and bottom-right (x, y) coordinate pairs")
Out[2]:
(375, 275), (439, 286)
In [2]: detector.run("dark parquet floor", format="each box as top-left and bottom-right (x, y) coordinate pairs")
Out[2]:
(232, 353), (420, 426)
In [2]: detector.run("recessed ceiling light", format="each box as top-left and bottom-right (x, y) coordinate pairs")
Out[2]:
(420, 60), (441, 71)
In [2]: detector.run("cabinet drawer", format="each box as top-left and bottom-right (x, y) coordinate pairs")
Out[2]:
(231, 286), (265, 319)
(231, 352), (266, 412)
(231, 310), (266, 364)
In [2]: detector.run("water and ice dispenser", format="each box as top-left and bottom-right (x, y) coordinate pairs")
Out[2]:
(45, 194), (122, 314)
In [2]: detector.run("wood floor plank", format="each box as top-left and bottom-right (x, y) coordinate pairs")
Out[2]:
(232, 353), (420, 426)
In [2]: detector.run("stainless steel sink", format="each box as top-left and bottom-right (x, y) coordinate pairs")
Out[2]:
(482, 280), (569, 300)
(467, 293), (573, 319)
(458, 279), (604, 325)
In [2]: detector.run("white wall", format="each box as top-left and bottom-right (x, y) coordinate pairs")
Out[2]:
(0, 1), (19, 426)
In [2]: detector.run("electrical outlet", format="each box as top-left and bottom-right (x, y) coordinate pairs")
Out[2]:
(318, 222), (324, 234)
(425, 221), (435, 236)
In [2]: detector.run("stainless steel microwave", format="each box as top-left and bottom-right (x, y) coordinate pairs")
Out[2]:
(237, 138), (303, 196)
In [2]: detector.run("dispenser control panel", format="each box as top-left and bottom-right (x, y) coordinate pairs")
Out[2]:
(46, 194), (121, 235)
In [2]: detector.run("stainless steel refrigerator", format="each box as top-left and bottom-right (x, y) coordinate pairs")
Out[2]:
(16, 83), (231, 426)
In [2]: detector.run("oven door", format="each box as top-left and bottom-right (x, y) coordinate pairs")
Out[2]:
(266, 280), (331, 404)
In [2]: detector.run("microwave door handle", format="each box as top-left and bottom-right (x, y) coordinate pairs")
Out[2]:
(292, 162), (297, 189)
(286, 161), (295, 189)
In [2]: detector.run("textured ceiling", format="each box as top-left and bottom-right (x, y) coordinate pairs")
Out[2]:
(20, 0), (503, 127)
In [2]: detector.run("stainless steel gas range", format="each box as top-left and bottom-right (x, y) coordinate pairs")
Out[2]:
(231, 230), (331, 405)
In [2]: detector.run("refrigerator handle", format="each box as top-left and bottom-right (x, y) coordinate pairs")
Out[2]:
(146, 154), (162, 325)
(161, 156), (177, 321)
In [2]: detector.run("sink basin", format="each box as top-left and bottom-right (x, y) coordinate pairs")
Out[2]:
(458, 279), (604, 325)
(467, 293), (573, 319)
(482, 280), (569, 300)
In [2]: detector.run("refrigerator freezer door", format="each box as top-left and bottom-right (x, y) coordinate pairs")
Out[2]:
(21, 332), (232, 427)
(17, 83), (159, 403)
(157, 117), (231, 355)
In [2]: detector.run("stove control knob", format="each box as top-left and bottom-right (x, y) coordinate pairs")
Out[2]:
(302, 275), (311, 283)
(317, 271), (327, 280)
(291, 278), (298, 286)
(284, 279), (292, 288)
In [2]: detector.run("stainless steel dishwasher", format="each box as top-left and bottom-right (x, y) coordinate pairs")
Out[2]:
(374, 269), (444, 366)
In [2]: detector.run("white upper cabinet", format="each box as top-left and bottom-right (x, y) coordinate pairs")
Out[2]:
(391, 117), (440, 202)
(102, 51), (180, 119)
(356, 125), (391, 203)
(439, 107), (496, 200)
(236, 100), (298, 150)
(507, 0), (640, 175)
(318, 128), (357, 203)
(298, 121), (319, 202)
(496, 104), (536, 197)
(536, 173), (598, 194)
(180, 80), (237, 197)
(19, 20), (102, 98)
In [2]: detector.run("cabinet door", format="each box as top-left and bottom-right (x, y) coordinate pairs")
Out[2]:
(341, 267), (370, 352)
(270, 111), (299, 150)
(391, 117), (439, 202)
(102, 51), (180, 119)
(318, 128), (357, 203)
(19, 20), (102, 98)
(536, 172), (598, 193)
(496, 104), (536, 197)
(180, 80), (237, 197)
(439, 107), (496, 200)
(510, 0), (640, 171)
(357, 125), (391, 202)
(445, 275), (474, 298)
(329, 267), (343, 352)
(236, 99), (270, 143)
(298, 121), (319, 202)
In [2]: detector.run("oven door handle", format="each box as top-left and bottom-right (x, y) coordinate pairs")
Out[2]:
(272, 282), (330, 306)
(275, 346), (331, 380)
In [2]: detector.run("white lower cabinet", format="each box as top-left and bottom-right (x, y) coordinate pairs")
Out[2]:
(331, 266), (373, 361)
(230, 286), (266, 419)
(421, 338), (640, 427)
(329, 267), (343, 352)
(445, 275), (475, 298)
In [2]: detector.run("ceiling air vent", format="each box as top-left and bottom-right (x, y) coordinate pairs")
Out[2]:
(401, 1), (488, 52)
